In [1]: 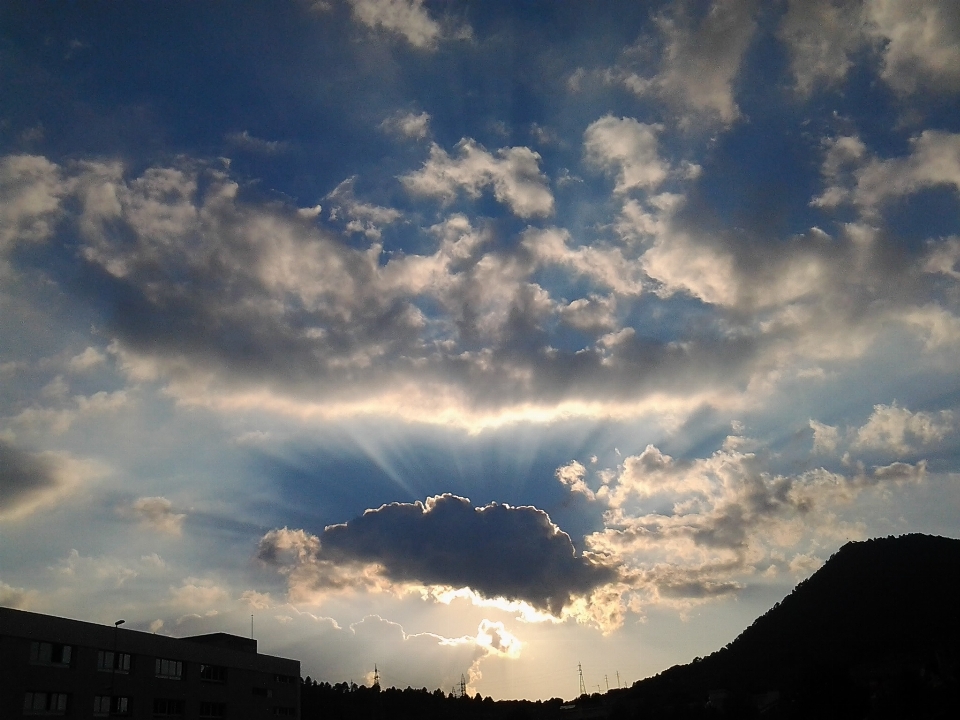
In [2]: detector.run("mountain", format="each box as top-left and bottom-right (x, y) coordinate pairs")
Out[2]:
(622, 534), (960, 719)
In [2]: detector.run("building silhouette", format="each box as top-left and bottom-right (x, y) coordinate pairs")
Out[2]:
(1, 607), (300, 720)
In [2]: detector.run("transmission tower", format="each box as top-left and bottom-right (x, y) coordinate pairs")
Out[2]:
(373, 664), (380, 688)
(578, 663), (586, 696)
(460, 674), (467, 698)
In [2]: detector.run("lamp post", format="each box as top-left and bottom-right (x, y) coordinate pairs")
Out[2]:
(111, 620), (124, 714)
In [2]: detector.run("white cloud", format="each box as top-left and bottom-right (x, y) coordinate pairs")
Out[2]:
(0, 154), (65, 255)
(522, 227), (644, 295)
(852, 403), (954, 454)
(121, 496), (187, 535)
(225, 130), (288, 155)
(779, 0), (867, 95)
(326, 177), (402, 240)
(779, 0), (960, 96)
(381, 111), (431, 140)
(554, 460), (595, 500)
(867, 0), (960, 94)
(347, 0), (443, 49)
(402, 140), (554, 218)
(607, 0), (757, 125)
(67, 347), (107, 373)
(809, 419), (841, 455)
(583, 116), (667, 193)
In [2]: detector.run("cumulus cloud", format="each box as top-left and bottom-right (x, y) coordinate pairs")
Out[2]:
(346, 0), (464, 50)
(381, 111), (431, 140)
(554, 460), (595, 500)
(852, 403), (954, 454)
(258, 495), (617, 616)
(779, 0), (960, 96)
(225, 130), (288, 155)
(325, 177), (402, 239)
(402, 140), (554, 218)
(583, 116), (668, 193)
(120, 496), (187, 535)
(577, 428), (935, 609)
(0, 154), (65, 255)
(604, 0), (757, 125)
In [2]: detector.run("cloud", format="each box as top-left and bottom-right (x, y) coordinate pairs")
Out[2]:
(579, 427), (936, 609)
(0, 154), (65, 255)
(554, 460), (595, 500)
(325, 177), (403, 239)
(347, 0), (445, 50)
(120, 496), (187, 535)
(583, 116), (668, 193)
(259, 494), (617, 616)
(521, 227), (644, 295)
(225, 131), (288, 155)
(604, 0), (757, 125)
(778, 0), (868, 95)
(381, 111), (431, 140)
(852, 403), (954, 454)
(809, 419), (841, 454)
(0, 578), (34, 609)
(779, 0), (960, 96)
(0, 441), (95, 521)
(67, 347), (107, 373)
(401, 140), (554, 218)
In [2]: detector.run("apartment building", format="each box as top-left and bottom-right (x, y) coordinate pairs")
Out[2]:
(0, 607), (300, 720)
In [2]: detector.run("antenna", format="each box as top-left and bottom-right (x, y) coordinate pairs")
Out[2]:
(251, 615), (254, 639)
(373, 664), (380, 687)
(578, 662), (586, 696)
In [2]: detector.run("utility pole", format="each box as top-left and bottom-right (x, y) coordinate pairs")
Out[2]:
(578, 663), (585, 696)
(605, 675), (609, 692)
(616, 671), (621, 689)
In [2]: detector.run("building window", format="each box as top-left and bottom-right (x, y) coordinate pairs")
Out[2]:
(252, 687), (273, 698)
(94, 696), (130, 716)
(199, 702), (226, 718)
(23, 692), (69, 715)
(29, 641), (72, 667)
(153, 699), (185, 716)
(273, 673), (296, 684)
(155, 657), (183, 679)
(98, 650), (132, 672)
(200, 663), (227, 683)
(271, 708), (295, 716)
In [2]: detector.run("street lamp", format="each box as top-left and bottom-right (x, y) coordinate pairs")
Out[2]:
(110, 620), (125, 715)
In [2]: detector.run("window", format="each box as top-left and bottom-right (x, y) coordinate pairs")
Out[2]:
(97, 650), (132, 672)
(273, 673), (296, 684)
(23, 692), (69, 715)
(153, 699), (185, 716)
(155, 658), (183, 679)
(200, 664), (227, 683)
(252, 687), (273, 698)
(94, 696), (130, 716)
(199, 702), (226, 718)
(29, 642), (72, 667)
(271, 708), (295, 717)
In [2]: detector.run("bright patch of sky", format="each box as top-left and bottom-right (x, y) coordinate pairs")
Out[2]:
(2, 0), (960, 701)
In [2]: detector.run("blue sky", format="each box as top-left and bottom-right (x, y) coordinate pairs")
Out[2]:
(2, 0), (960, 700)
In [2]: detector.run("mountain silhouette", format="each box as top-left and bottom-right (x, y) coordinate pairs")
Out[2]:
(622, 534), (960, 719)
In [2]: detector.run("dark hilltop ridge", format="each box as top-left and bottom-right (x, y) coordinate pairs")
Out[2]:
(300, 534), (960, 719)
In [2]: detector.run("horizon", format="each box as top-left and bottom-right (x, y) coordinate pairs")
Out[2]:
(2, 0), (960, 702)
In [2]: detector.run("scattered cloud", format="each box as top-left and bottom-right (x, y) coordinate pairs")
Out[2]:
(381, 111), (431, 140)
(259, 494), (617, 616)
(402, 140), (554, 218)
(120, 496), (187, 535)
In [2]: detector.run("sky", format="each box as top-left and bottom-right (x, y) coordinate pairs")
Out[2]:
(2, 0), (960, 701)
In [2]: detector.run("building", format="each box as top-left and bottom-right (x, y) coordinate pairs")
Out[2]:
(0, 607), (300, 720)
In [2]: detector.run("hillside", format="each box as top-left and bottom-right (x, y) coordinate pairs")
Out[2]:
(625, 534), (960, 718)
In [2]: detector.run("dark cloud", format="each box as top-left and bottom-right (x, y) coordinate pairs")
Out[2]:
(0, 440), (58, 516)
(260, 494), (617, 615)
